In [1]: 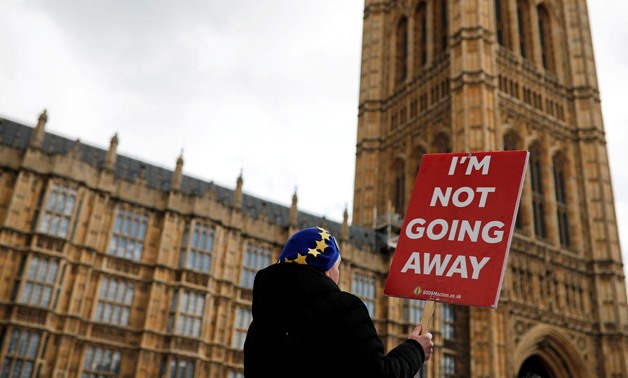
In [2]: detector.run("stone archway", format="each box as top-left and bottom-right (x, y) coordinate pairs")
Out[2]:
(513, 324), (591, 378)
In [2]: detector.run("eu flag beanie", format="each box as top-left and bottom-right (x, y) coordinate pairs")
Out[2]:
(278, 227), (340, 272)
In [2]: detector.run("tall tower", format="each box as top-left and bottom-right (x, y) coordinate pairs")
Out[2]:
(353, 0), (628, 377)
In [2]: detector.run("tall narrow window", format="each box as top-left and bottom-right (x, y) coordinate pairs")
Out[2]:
(94, 276), (135, 327)
(503, 132), (519, 151)
(168, 289), (205, 338)
(442, 303), (455, 339)
(529, 144), (547, 238)
(517, 0), (531, 59)
(553, 155), (570, 247)
(495, 0), (512, 48)
(495, 0), (504, 45)
(232, 306), (252, 350)
(414, 2), (427, 69)
(82, 346), (121, 377)
(19, 255), (59, 308)
(1, 328), (41, 377)
(394, 161), (406, 215)
(38, 184), (76, 238)
(537, 5), (555, 71)
(443, 353), (456, 377)
(395, 17), (409, 85)
(352, 272), (375, 316)
(108, 208), (148, 261)
(441, 0), (448, 51)
(240, 244), (272, 289)
(433, 133), (451, 153)
(433, 0), (448, 56)
(179, 223), (215, 274)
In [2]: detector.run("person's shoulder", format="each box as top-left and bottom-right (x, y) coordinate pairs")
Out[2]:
(327, 290), (369, 312)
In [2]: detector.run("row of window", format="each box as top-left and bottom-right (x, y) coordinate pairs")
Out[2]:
(510, 137), (571, 247)
(37, 185), (457, 320)
(390, 78), (451, 132)
(38, 184), (216, 273)
(511, 264), (588, 314)
(498, 74), (566, 122)
(10, 247), (275, 338)
(12, 257), (206, 337)
(14, 249), (456, 343)
(0, 328), (223, 377)
(393, 0), (558, 87)
(2, 320), (456, 378)
(395, 0), (448, 84)
(496, 0), (556, 71)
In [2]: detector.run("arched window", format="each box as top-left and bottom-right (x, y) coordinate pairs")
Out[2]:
(495, 0), (512, 49)
(537, 4), (555, 71)
(433, 132), (451, 153)
(414, 2), (427, 69)
(414, 146), (427, 179)
(553, 154), (570, 247)
(395, 17), (409, 85)
(529, 143), (546, 239)
(517, 0), (532, 59)
(503, 131), (520, 151)
(394, 164), (406, 215)
(433, 0), (448, 57)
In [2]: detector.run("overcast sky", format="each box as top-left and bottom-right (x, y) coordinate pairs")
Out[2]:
(1, 1), (626, 270)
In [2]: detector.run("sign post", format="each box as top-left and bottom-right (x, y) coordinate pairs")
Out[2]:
(384, 151), (528, 316)
(419, 300), (435, 335)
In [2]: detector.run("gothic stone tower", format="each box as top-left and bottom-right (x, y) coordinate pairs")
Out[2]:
(352, 0), (628, 377)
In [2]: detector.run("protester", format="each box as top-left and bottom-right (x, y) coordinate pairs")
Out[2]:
(243, 226), (433, 378)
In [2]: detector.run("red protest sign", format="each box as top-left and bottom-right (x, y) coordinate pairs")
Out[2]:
(384, 151), (528, 308)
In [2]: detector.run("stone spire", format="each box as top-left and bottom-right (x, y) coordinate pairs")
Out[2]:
(233, 170), (243, 209)
(104, 133), (119, 171)
(134, 164), (146, 186)
(289, 187), (298, 226)
(69, 138), (81, 159)
(29, 109), (47, 149)
(341, 204), (349, 241)
(171, 150), (183, 191)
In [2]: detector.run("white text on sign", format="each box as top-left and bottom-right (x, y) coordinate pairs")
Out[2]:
(400, 252), (490, 279)
(401, 155), (501, 281)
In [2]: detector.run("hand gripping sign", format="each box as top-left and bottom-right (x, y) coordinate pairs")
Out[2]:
(384, 151), (528, 313)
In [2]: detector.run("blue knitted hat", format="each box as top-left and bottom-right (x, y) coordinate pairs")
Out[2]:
(278, 227), (340, 272)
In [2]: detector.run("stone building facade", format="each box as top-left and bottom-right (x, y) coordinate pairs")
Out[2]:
(0, 113), (390, 377)
(1, 0), (627, 377)
(352, 0), (627, 377)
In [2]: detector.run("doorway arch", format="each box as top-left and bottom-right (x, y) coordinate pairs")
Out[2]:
(513, 324), (590, 378)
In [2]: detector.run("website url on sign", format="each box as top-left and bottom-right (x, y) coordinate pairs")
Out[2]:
(422, 290), (461, 299)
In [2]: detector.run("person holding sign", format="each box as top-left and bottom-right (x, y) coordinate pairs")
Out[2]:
(244, 227), (433, 378)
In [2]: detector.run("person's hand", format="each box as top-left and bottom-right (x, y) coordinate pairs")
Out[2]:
(408, 324), (433, 361)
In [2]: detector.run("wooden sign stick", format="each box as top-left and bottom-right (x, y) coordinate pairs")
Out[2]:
(419, 300), (436, 335)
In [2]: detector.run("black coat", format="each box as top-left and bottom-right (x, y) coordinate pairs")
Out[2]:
(243, 263), (425, 378)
